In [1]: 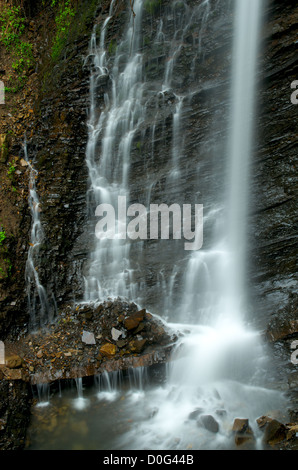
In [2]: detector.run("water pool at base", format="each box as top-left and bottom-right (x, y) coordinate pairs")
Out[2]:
(26, 325), (289, 451)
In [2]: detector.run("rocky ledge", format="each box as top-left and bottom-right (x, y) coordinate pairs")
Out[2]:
(0, 300), (179, 385)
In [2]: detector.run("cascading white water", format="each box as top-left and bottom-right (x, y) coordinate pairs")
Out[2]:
(179, 0), (263, 329)
(83, 0), (212, 308)
(73, 377), (90, 410)
(225, 0), (263, 314)
(36, 383), (50, 408)
(112, 0), (287, 450)
(84, 0), (144, 302)
(24, 140), (51, 330)
(27, 1), (290, 451)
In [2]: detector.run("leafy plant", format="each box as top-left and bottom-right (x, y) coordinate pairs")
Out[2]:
(0, 5), (25, 47)
(0, 4), (34, 92)
(7, 160), (16, 177)
(0, 231), (6, 246)
(51, 0), (76, 61)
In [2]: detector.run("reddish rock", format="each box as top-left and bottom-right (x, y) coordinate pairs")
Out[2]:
(234, 430), (255, 448)
(129, 339), (147, 353)
(286, 424), (298, 441)
(100, 343), (117, 358)
(232, 418), (255, 448)
(263, 419), (287, 446)
(124, 309), (146, 330)
(257, 415), (273, 429)
(232, 418), (249, 433)
(36, 350), (43, 359)
(3, 368), (23, 380)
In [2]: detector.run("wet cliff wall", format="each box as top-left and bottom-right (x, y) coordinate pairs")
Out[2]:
(0, 0), (296, 387)
(0, 0), (297, 451)
(26, 0), (297, 333)
(250, 0), (298, 411)
(0, 0), (112, 337)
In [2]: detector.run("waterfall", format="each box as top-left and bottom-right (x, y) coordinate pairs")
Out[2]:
(27, 1), (290, 451)
(83, 0), (211, 308)
(163, 0), (266, 420)
(36, 383), (50, 407)
(73, 377), (90, 410)
(74, 0), (287, 450)
(225, 0), (262, 315)
(24, 139), (51, 330)
(113, 0), (285, 450)
(179, 0), (262, 327)
(95, 371), (123, 401)
(84, 0), (144, 302)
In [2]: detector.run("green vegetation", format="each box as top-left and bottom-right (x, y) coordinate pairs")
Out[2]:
(0, 4), (34, 92)
(7, 160), (16, 177)
(7, 159), (17, 192)
(51, 0), (76, 62)
(0, 5), (25, 46)
(41, 0), (99, 96)
(144, 0), (162, 15)
(0, 230), (12, 279)
(0, 230), (6, 246)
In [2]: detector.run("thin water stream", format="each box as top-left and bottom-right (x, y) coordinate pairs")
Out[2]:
(24, 139), (51, 330)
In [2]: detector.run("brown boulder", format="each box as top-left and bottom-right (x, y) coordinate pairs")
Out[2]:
(286, 424), (298, 441)
(129, 339), (147, 353)
(5, 355), (22, 369)
(256, 415), (273, 429)
(124, 309), (146, 331)
(263, 419), (287, 446)
(100, 343), (117, 358)
(116, 339), (127, 348)
(234, 430), (255, 448)
(232, 418), (255, 448)
(232, 418), (249, 433)
(36, 350), (43, 359)
(3, 368), (23, 380)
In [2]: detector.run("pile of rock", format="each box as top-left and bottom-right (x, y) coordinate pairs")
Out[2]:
(188, 408), (298, 450)
(2, 299), (179, 384)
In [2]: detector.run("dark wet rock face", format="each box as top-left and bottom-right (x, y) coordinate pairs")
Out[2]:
(24, 0), (297, 355)
(0, 380), (32, 450)
(249, 0), (298, 331)
(0, 0), (297, 451)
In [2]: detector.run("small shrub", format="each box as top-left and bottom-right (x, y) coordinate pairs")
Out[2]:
(51, 0), (76, 61)
(0, 231), (6, 246)
(0, 4), (34, 92)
